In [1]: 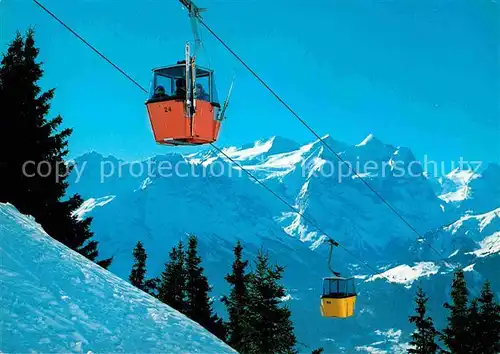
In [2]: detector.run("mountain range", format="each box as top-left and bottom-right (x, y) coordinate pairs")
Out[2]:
(62, 133), (500, 353)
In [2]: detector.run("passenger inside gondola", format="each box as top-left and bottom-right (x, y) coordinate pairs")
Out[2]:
(172, 78), (186, 99)
(149, 72), (175, 102)
(152, 85), (169, 99)
(195, 83), (209, 101)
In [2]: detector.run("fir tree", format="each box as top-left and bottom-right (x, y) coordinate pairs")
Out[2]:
(474, 281), (500, 354)
(158, 241), (187, 313)
(440, 269), (471, 354)
(130, 241), (147, 288)
(222, 240), (251, 351)
(0, 29), (111, 267)
(184, 234), (226, 341)
(129, 241), (158, 296)
(246, 250), (297, 354)
(408, 286), (439, 354)
(467, 299), (481, 354)
(311, 348), (324, 354)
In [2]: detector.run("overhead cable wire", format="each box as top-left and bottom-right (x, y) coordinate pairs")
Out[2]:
(31, 0), (393, 281)
(209, 143), (385, 276)
(196, 17), (452, 262)
(32, 0), (146, 93)
(32, 0), (478, 283)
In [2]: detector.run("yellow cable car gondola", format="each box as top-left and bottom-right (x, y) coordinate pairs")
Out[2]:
(320, 239), (357, 318)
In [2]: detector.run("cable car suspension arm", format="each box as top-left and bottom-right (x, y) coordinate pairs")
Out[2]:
(217, 72), (235, 121)
(179, 0), (206, 56)
(327, 239), (341, 277)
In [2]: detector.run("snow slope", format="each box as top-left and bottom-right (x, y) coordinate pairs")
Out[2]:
(0, 203), (236, 354)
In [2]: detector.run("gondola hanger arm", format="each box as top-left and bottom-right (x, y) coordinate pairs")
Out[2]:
(327, 238), (341, 277)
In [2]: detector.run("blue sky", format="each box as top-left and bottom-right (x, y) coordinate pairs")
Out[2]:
(1, 0), (498, 169)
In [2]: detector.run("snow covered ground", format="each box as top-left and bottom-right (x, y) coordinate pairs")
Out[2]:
(0, 203), (236, 353)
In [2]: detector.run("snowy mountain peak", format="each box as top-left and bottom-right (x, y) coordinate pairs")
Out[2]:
(220, 136), (300, 162)
(353, 133), (396, 159)
(306, 134), (351, 158)
(74, 150), (122, 165)
(267, 136), (302, 153)
(452, 163), (500, 214)
(445, 168), (479, 185)
(356, 133), (376, 147)
(355, 133), (396, 150)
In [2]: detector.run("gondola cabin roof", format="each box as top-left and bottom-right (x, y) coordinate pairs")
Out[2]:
(151, 64), (213, 78)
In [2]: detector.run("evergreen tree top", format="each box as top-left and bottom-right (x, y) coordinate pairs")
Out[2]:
(408, 286), (439, 354)
(0, 28), (111, 267)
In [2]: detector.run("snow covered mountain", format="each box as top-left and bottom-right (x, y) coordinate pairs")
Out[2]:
(433, 164), (500, 213)
(0, 203), (237, 353)
(31, 134), (500, 352)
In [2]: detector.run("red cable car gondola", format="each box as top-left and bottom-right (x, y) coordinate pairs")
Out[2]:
(146, 45), (223, 146)
(145, 0), (232, 146)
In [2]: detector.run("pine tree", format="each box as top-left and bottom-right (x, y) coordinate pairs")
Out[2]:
(129, 241), (158, 296)
(222, 240), (251, 351)
(408, 286), (439, 354)
(474, 281), (500, 353)
(246, 250), (297, 354)
(440, 269), (471, 354)
(158, 241), (187, 313)
(467, 299), (481, 353)
(0, 29), (111, 267)
(311, 348), (324, 354)
(184, 234), (226, 341)
(130, 241), (147, 288)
